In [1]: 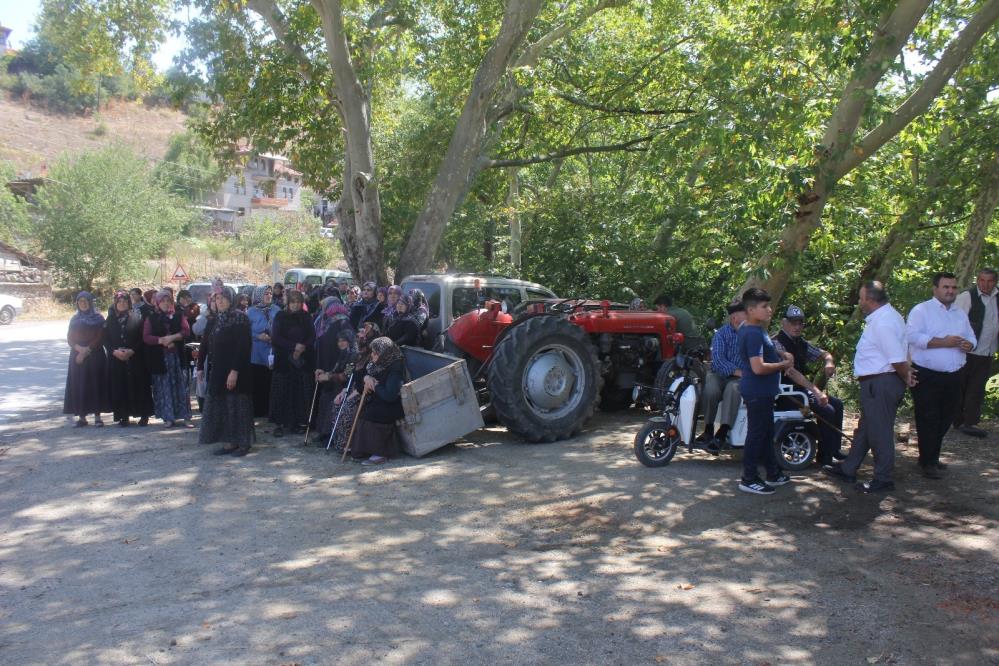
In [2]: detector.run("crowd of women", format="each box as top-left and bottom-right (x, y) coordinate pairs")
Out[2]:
(62, 279), (430, 465)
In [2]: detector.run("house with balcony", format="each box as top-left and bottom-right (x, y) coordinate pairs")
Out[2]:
(204, 149), (304, 231)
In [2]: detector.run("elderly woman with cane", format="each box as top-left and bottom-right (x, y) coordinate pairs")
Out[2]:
(344, 337), (405, 465)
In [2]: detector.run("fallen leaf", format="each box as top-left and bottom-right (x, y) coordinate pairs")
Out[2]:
(746, 588), (763, 594)
(677, 583), (695, 590)
(655, 656), (668, 663)
(278, 611), (298, 620)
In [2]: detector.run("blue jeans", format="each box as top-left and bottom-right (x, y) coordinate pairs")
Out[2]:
(743, 395), (779, 482)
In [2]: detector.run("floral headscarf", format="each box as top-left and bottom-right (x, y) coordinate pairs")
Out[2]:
(113, 290), (131, 326)
(211, 287), (248, 346)
(367, 336), (403, 377)
(252, 285), (272, 307)
(71, 291), (105, 327)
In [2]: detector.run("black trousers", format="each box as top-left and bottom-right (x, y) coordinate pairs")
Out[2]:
(911, 364), (960, 468)
(954, 353), (993, 428)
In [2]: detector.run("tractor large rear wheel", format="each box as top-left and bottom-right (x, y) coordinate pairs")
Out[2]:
(487, 316), (602, 442)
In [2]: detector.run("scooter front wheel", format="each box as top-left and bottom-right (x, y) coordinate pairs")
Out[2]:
(634, 418), (681, 467)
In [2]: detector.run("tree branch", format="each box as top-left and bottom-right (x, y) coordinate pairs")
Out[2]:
(483, 133), (655, 168)
(553, 91), (695, 115)
(513, 0), (629, 68)
(837, 0), (999, 176)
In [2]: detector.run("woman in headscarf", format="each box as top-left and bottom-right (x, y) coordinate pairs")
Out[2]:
(104, 291), (154, 426)
(329, 323), (377, 451)
(386, 294), (421, 347)
(236, 292), (251, 312)
(199, 287), (255, 456)
(269, 290), (316, 437)
(380, 285), (403, 331)
(246, 285), (280, 419)
(344, 285), (360, 307)
(63, 291), (110, 426)
(193, 293), (220, 412)
(313, 325), (356, 446)
(143, 289), (192, 427)
(408, 288), (430, 330)
(348, 337), (405, 465)
(309, 295), (351, 444)
(349, 281), (384, 330)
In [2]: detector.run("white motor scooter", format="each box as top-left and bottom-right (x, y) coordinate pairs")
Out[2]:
(634, 350), (819, 471)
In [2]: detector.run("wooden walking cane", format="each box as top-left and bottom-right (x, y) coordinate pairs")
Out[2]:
(303, 380), (320, 445)
(341, 388), (370, 462)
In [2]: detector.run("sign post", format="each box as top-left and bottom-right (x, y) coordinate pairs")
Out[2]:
(171, 264), (189, 283)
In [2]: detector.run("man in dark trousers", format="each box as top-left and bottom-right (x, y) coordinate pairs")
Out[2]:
(771, 305), (845, 466)
(736, 288), (794, 495)
(824, 281), (915, 493)
(953, 267), (997, 438)
(906, 272), (976, 479)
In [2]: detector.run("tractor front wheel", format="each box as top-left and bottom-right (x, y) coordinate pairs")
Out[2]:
(487, 316), (602, 442)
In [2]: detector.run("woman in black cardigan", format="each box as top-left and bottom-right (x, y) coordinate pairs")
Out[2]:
(385, 294), (421, 348)
(350, 337), (405, 465)
(104, 291), (154, 426)
(199, 288), (255, 455)
(269, 289), (315, 437)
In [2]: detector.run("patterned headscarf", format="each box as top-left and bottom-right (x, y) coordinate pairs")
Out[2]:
(367, 336), (403, 377)
(252, 285), (272, 307)
(211, 287), (248, 345)
(113, 290), (131, 326)
(315, 298), (350, 339)
(71, 291), (105, 327)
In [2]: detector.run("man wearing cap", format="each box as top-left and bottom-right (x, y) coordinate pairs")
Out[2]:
(771, 305), (845, 466)
(906, 271), (975, 479)
(698, 300), (746, 450)
(953, 267), (998, 438)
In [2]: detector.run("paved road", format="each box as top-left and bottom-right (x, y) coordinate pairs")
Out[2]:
(0, 319), (70, 425)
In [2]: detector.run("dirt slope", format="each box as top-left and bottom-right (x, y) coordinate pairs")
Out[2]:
(0, 96), (187, 174)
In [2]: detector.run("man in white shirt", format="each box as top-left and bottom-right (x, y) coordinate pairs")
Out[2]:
(906, 272), (976, 479)
(953, 268), (998, 438)
(824, 281), (914, 493)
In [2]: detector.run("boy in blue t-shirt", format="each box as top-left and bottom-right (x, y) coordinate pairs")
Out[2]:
(736, 288), (794, 495)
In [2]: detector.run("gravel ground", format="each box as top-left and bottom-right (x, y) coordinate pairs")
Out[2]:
(0, 402), (996, 665)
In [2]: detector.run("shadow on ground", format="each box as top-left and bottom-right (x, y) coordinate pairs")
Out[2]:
(0, 409), (996, 664)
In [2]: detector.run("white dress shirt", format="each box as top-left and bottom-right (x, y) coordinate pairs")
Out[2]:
(906, 297), (977, 372)
(854, 303), (907, 376)
(955, 288), (998, 357)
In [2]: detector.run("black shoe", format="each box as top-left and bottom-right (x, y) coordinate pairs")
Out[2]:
(921, 465), (943, 479)
(832, 450), (847, 461)
(138, 416), (149, 426)
(936, 462), (948, 471)
(213, 446), (238, 456)
(822, 463), (856, 484)
(858, 479), (894, 493)
(231, 447), (250, 457)
(738, 478), (775, 495)
(119, 419), (130, 427)
(766, 473), (792, 486)
(74, 418), (88, 428)
(959, 425), (987, 438)
(273, 426), (285, 438)
(705, 437), (722, 454)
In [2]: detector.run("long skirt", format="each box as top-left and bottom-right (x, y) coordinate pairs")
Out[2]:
(330, 393), (360, 451)
(198, 392), (255, 447)
(351, 419), (400, 459)
(250, 363), (272, 419)
(151, 352), (191, 423)
(313, 381), (345, 439)
(63, 349), (109, 417)
(108, 356), (154, 421)
(269, 367), (314, 428)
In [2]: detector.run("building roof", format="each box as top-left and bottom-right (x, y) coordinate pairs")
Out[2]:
(0, 241), (52, 268)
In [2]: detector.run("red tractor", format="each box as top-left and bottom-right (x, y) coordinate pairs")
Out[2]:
(444, 298), (685, 442)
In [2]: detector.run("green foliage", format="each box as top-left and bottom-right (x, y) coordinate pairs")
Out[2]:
(33, 145), (199, 291)
(153, 131), (225, 203)
(0, 161), (33, 245)
(239, 212), (336, 268)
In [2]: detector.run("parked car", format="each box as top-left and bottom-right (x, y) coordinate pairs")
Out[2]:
(283, 268), (353, 292)
(187, 281), (254, 306)
(399, 273), (557, 348)
(0, 293), (24, 325)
